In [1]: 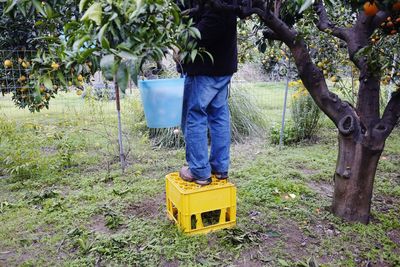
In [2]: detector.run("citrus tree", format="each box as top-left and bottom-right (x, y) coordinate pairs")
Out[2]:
(1, 0), (199, 111)
(224, 0), (399, 223)
(2, 0), (200, 172)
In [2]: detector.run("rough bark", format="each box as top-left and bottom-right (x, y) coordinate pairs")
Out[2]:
(332, 116), (385, 223)
(333, 144), (382, 223)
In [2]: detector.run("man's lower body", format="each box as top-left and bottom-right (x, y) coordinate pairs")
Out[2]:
(180, 75), (231, 185)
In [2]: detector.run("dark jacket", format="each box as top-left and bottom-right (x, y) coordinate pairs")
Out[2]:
(181, 4), (238, 76)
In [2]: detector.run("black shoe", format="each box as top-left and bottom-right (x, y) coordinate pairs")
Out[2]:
(212, 171), (228, 180)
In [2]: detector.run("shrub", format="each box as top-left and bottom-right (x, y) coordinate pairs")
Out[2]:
(289, 80), (321, 141)
(269, 121), (299, 145)
(0, 119), (42, 180)
(229, 84), (267, 143)
(149, 127), (185, 149)
(146, 83), (267, 148)
(270, 80), (321, 145)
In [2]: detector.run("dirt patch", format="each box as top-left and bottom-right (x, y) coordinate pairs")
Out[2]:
(372, 195), (400, 215)
(231, 139), (265, 167)
(0, 226), (67, 266)
(278, 221), (314, 262)
(125, 194), (165, 219)
(233, 219), (318, 265)
(88, 215), (113, 235)
(295, 164), (320, 176)
(301, 168), (320, 175)
(388, 229), (400, 250)
(381, 154), (400, 162)
(159, 258), (180, 267)
(41, 146), (58, 155)
(307, 180), (334, 198)
(233, 249), (266, 267)
(387, 229), (400, 264)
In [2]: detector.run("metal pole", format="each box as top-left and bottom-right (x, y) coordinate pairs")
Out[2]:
(114, 78), (125, 173)
(388, 54), (397, 103)
(279, 56), (291, 148)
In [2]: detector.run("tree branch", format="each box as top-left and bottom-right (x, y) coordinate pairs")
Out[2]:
(375, 91), (400, 140)
(273, 0), (281, 17)
(255, 3), (358, 130)
(346, 12), (385, 127)
(207, 0), (362, 135)
(289, 38), (360, 131)
(262, 29), (282, 41)
(261, 10), (297, 46)
(313, 0), (349, 41)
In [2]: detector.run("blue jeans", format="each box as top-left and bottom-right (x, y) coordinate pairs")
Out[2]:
(181, 75), (231, 180)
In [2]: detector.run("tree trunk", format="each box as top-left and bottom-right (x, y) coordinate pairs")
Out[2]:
(332, 133), (384, 224)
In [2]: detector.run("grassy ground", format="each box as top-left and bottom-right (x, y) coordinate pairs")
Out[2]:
(0, 84), (399, 267)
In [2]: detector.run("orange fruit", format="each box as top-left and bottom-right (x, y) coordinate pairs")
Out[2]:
(21, 61), (30, 68)
(364, 1), (379, 16)
(4, 59), (12, 68)
(18, 75), (27, 83)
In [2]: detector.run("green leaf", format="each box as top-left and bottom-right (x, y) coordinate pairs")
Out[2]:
(277, 259), (290, 267)
(43, 75), (53, 90)
(79, 0), (90, 13)
(172, 8), (180, 25)
(43, 3), (55, 18)
(117, 51), (137, 61)
(101, 37), (110, 50)
(116, 62), (129, 94)
(299, 0), (314, 13)
(73, 36), (91, 51)
(81, 2), (102, 26)
(56, 71), (67, 87)
(32, 0), (46, 17)
(203, 51), (214, 64)
(98, 23), (110, 49)
(127, 59), (139, 86)
(190, 49), (197, 62)
(100, 54), (115, 81)
(77, 48), (96, 63)
(4, 0), (18, 14)
(189, 27), (201, 39)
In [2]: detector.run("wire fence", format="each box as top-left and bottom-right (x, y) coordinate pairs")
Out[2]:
(0, 50), (36, 94)
(0, 50), (293, 131)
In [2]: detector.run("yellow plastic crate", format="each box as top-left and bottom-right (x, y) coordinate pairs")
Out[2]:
(165, 172), (236, 235)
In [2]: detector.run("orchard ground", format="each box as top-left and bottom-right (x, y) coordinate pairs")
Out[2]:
(0, 82), (399, 266)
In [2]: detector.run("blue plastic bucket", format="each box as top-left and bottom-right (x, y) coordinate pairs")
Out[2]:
(138, 78), (185, 128)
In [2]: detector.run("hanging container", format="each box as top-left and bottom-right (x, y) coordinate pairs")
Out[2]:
(138, 78), (185, 128)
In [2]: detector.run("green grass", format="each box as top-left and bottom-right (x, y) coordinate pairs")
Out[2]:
(0, 85), (399, 266)
(235, 81), (291, 124)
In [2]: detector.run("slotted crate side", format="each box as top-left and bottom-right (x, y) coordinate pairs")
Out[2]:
(165, 172), (237, 235)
